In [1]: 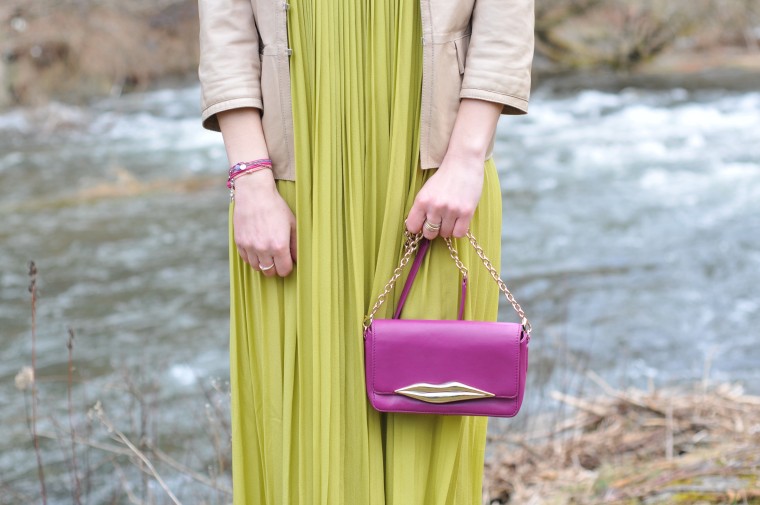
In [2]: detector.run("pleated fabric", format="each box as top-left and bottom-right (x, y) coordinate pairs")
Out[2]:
(227, 0), (504, 503)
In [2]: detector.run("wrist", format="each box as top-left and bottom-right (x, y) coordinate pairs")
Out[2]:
(228, 157), (277, 198)
(444, 98), (500, 164)
(445, 139), (488, 163)
(233, 168), (277, 194)
(440, 147), (486, 174)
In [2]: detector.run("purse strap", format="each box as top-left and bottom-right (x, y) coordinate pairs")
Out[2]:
(363, 230), (532, 337)
(392, 237), (467, 320)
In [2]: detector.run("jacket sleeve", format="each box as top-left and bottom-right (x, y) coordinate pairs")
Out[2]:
(460, 0), (535, 115)
(198, 0), (263, 132)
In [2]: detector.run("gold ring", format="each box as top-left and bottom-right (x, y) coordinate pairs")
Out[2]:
(423, 219), (442, 232)
(258, 262), (275, 271)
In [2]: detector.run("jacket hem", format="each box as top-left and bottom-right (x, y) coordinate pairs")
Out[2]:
(459, 88), (529, 115)
(201, 97), (265, 132)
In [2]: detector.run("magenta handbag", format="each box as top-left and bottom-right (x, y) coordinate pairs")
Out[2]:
(363, 230), (533, 417)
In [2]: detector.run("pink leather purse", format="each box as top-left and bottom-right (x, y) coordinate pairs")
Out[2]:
(363, 230), (532, 417)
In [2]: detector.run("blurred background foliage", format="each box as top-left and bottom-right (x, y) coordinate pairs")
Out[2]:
(1, 0), (759, 108)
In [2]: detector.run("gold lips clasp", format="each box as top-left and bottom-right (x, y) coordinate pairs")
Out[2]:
(394, 381), (495, 404)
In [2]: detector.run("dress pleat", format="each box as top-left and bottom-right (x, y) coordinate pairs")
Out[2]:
(228, 0), (504, 502)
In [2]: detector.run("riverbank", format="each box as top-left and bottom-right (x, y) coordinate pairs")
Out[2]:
(484, 373), (760, 504)
(11, 346), (760, 504)
(532, 46), (760, 95)
(9, 270), (760, 503)
(0, 0), (199, 108)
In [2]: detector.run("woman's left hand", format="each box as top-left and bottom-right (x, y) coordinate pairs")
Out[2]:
(405, 150), (485, 239)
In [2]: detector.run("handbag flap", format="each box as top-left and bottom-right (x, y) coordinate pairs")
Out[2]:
(367, 318), (524, 399)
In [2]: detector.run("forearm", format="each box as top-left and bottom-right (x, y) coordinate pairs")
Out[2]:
(445, 98), (503, 164)
(217, 107), (270, 164)
(217, 107), (276, 189)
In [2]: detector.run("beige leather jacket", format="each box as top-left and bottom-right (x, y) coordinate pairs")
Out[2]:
(198, 0), (534, 181)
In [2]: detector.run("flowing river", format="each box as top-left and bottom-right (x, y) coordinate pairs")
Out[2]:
(1, 79), (758, 501)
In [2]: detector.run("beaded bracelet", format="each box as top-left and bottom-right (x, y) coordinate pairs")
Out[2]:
(227, 159), (273, 200)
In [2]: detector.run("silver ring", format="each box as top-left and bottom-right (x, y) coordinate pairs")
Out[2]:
(258, 262), (275, 271)
(423, 219), (442, 232)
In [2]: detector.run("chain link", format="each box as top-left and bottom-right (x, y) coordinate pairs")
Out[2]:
(442, 236), (469, 279)
(462, 230), (532, 335)
(362, 231), (423, 329)
(363, 229), (532, 336)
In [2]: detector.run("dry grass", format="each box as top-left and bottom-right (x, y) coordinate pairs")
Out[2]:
(483, 371), (760, 504)
(6, 261), (232, 504)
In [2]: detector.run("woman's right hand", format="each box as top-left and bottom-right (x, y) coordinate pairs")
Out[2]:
(232, 169), (297, 277)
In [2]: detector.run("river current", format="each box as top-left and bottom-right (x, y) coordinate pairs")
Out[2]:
(1, 81), (758, 500)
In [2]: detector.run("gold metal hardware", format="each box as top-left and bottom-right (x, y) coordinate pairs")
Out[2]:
(363, 230), (421, 330)
(457, 231), (532, 336)
(395, 381), (495, 403)
(363, 229), (532, 336)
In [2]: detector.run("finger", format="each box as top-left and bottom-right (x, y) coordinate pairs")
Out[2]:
(272, 236), (293, 277)
(439, 213), (457, 238)
(422, 213), (442, 240)
(290, 220), (298, 264)
(249, 252), (263, 271)
(273, 247), (293, 277)
(452, 217), (470, 238)
(405, 204), (427, 234)
(258, 256), (277, 277)
(237, 246), (254, 268)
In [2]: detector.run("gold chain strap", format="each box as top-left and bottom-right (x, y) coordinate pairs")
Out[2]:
(459, 230), (532, 334)
(362, 231), (423, 330)
(363, 230), (532, 336)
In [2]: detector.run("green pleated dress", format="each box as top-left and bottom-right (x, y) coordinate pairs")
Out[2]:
(227, 0), (504, 503)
